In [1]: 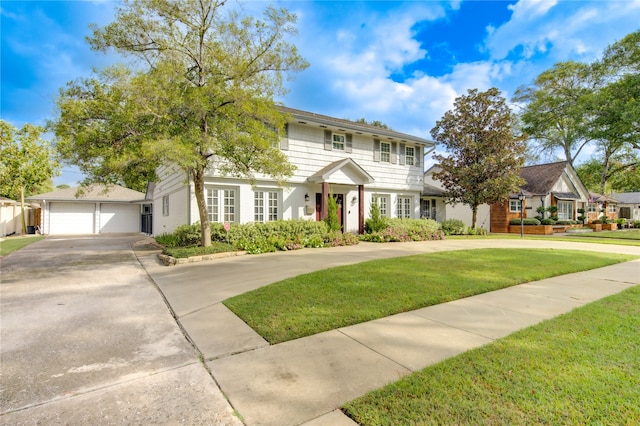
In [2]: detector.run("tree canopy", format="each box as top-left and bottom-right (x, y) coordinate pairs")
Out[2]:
(1, 120), (60, 232)
(430, 88), (527, 228)
(51, 0), (308, 246)
(515, 30), (639, 193)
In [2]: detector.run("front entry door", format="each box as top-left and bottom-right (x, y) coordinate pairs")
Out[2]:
(316, 193), (344, 231)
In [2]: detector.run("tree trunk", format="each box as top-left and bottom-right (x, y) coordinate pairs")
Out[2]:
(20, 186), (27, 235)
(192, 168), (212, 247)
(471, 204), (478, 229)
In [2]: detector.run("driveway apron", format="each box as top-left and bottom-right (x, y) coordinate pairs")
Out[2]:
(0, 235), (240, 425)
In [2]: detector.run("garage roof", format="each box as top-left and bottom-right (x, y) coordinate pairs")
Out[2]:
(27, 184), (146, 203)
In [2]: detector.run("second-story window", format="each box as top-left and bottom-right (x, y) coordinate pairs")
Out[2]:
(333, 133), (345, 151)
(380, 142), (391, 163)
(405, 146), (415, 166)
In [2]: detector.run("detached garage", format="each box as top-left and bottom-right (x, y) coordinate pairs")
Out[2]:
(27, 185), (147, 235)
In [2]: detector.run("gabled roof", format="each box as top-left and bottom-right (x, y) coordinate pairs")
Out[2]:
(307, 158), (374, 185)
(26, 184), (146, 203)
(610, 192), (640, 204)
(280, 106), (436, 147)
(520, 161), (568, 195)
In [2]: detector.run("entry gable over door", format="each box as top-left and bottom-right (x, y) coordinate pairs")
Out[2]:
(307, 158), (374, 185)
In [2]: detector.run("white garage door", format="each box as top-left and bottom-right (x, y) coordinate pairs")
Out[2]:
(100, 204), (140, 233)
(49, 202), (95, 234)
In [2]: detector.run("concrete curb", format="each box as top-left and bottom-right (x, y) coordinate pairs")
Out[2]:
(158, 250), (247, 266)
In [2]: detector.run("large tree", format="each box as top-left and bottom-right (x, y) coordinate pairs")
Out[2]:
(52, 0), (308, 246)
(586, 31), (640, 192)
(513, 61), (594, 165)
(0, 120), (60, 233)
(431, 88), (527, 228)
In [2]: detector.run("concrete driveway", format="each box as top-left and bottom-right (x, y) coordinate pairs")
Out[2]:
(0, 235), (240, 425)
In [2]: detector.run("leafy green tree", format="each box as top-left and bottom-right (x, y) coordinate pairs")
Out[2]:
(513, 61), (594, 165)
(576, 151), (640, 193)
(431, 88), (527, 229)
(51, 0), (308, 246)
(586, 31), (640, 192)
(0, 121), (60, 233)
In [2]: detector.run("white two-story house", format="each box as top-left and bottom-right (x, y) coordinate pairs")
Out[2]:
(152, 106), (436, 235)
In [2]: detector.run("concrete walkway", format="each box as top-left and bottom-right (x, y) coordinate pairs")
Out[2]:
(136, 239), (640, 426)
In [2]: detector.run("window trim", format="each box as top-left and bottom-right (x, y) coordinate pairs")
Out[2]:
(206, 187), (237, 224)
(557, 200), (573, 220)
(380, 142), (391, 163)
(254, 189), (280, 223)
(332, 133), (345, 151)
(397, 196), (412, 219)
(509, 199), (522, 213)
(405, 146), (415, 166)
(162, 195), (169, 216)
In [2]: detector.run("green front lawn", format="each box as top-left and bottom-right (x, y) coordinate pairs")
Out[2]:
(223, 249), (636, 344)
(343, 284), (640, 425)
(0, 235), (45, 256)
(568, 228), (640, 240)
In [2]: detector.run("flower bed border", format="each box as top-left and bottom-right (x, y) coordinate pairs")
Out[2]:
(158, 250), (247, 266)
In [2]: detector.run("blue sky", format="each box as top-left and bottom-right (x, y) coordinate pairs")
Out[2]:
(2, 0), (639, 186)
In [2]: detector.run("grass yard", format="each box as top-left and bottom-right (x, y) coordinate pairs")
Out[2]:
(0, 235), (45, 256)
(568, 229), (640, 240)
(223, 249), (637, 344)
(342, 284), (640, 425)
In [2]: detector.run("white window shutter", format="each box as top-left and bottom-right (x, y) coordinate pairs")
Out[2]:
(373, 139), (380, 162)
(324, 130), (332, 150)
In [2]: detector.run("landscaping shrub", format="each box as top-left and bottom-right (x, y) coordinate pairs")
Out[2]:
(467, 227), (488, 236)
(361, 218), (444, 242)
(634, 220), (640, 228)
(324, 195), (341, 232)
(441, 219), (466, 235)
(173, 223), (202, 246)
(154, 232), (180, 247)
(163, 242), (236, 258)
(541, 218), (556, 225)
(509, 218), (541, 226)
(616, 218), (625, 228)
(557, 220), (578, 225)
(364, 197), (387, 233)
(323, 230), (360, 247)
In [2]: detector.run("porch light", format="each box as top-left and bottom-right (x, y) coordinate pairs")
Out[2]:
(304, 193), (310, 202)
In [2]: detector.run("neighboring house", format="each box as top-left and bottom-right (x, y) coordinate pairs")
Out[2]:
(0, 197), (40, 237)
(26, 185), (147, 235)
(152, 106), (436, 235)
(587, 192), (619, 223)
(490, 161), (590, 232)
(610, 192), (640, 221)
(422, 166), (491, 230)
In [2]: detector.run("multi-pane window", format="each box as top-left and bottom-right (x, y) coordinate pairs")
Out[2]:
(206, 188), (236, 223)
(372, 196), (388, 217)
(255, 191), (279, 222)
(332, 133), (345, 151)
(380, 142), (391, 163)
(162, 195), (169, 216)
(405, 146), (415, 166)
(588, 203), (597, 212)
(397, 197), (412, 218)
(224, 190), (235, 222)
(206, 189), (219, 222)
(558, 201), (573, 220)
(608, 204), (616, 213)
(509, 199), (522, 213)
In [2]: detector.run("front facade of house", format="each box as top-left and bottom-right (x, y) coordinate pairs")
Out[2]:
(152, 107), (436, 235)
(490, 161), (590, 232)
(610, 192), (640, 221)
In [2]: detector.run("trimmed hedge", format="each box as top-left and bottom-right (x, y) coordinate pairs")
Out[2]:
(509, 218), (541, 226)
(361, 218), (444, 242)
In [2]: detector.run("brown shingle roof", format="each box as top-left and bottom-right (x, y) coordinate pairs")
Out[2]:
(520, 161), (568, 195)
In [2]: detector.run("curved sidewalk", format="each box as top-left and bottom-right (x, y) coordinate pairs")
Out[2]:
(137, 239), (640, 426)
